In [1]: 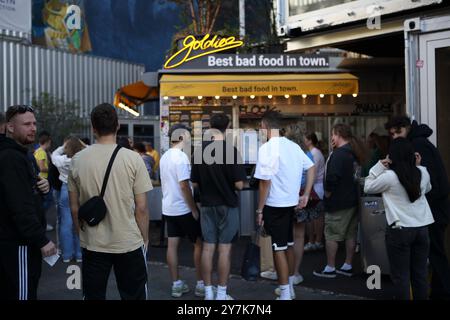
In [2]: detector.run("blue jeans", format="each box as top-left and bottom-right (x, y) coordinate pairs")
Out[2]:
(59, 183), (81, 260)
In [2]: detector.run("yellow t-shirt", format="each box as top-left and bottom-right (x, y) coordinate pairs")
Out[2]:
(34, 147), (48, 179)
(68, 144), (153, 254)
(147, 149), (160, 171)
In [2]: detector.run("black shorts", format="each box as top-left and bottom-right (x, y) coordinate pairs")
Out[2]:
(165, 213), (202, 243)
(263, 206), (295, 252)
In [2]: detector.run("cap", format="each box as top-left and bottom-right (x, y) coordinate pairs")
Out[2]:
(168, 123), (191, 142)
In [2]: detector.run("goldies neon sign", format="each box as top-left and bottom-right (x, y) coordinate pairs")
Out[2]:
(164, 34), (244, 69)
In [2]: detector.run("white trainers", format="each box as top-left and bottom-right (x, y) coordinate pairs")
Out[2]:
(274, 287), (296, 300)
(195, 285), (205, 298)
(260, 270), (278, 280)
(171, 281), (190, 298)
(304, 243), (315, 252)
(292, 274), (304, 285)
(314, 243), (324, 251)
(216, 294), (234, 301)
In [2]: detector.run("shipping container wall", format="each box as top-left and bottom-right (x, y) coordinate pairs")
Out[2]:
(0, 40), (145, 118)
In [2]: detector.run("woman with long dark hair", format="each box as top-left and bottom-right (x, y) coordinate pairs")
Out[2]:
(364, 138), (434, 300)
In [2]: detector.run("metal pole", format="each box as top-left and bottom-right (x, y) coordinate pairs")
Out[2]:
(239, 0), (246, 40)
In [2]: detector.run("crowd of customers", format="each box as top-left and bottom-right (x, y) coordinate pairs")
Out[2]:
(0, 104), (449, 301)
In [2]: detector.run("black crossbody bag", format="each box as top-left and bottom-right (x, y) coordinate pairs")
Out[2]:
(78, 145), (122, 227)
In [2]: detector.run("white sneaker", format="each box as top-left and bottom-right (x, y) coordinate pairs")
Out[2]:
(314, 243), (324, 251)
(260, 270), (278, 280)
(292, 274), (304, 285)
(195, 285), (205, 298)
(304, 243), (315, 252)
(171, 281), (190, 298)
(274, 287), (296, 300)
(216, 294), (234, 301)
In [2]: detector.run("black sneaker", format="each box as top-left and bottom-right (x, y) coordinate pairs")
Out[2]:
(336, 268), (353, 277)
(313, 269), (337, 278)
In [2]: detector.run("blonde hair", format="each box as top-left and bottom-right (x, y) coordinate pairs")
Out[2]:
(284, 124), (307, 151)
(65, 137), (86, 158)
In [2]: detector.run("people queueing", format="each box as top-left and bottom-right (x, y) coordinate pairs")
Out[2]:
(191, 114), (247, 300)
(134, 142), (156, 180)
(255, 111), (315, 300)
(160, 123), (204, 298)
(68, 103), (152, 300)
(34, 131), (55, 232)
(281, 125), (316, 293)
(385, 116), (450, 300)
(314, 124), (366, 278)
(365, 138), (434, 300)
(0, 105), (57, 300)
(303, 132), (326, 252)
(51, 137), (86, 263)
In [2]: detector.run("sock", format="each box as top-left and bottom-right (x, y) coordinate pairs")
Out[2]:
(196, 280), (205, 288)
(204, 286), (214, 300)
(279, 285), (291, 300)
(341, 263), (352, 271)
(173, 280), (183, 287)
(216, 285), (227, 300)
(324, 265), (336, 273)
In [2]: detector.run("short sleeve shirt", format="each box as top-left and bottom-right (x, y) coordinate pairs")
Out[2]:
(68, 144), (153, 254)
(34, 147), (48, 179)
(255, 137), (314, 207)
(160, 148), (192, 216)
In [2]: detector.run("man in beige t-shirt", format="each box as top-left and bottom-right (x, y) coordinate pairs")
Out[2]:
(68, 103), (152, 300)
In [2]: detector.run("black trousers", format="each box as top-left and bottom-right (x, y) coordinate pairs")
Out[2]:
(386, 226), (430, 300)
(82, 247), (148, 300)
(0, 243), (42, 300)
(429, 222), (450, 300)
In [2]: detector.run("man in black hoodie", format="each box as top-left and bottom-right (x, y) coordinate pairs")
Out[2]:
(386, 116), (450, 300)
(0, 105), (57, 300)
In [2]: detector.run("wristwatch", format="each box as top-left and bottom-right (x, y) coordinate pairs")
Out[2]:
(256, 209), (263, 214)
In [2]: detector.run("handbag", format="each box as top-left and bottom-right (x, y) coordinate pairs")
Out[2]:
(241, 227), (261, 281)
(78, 145), (122, 227)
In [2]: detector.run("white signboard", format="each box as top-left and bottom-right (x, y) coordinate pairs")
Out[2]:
(0, 0), (32, 37)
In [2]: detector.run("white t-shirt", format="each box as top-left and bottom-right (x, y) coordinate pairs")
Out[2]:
(255, 137), (315, 207)
(160, 148), (192, 216)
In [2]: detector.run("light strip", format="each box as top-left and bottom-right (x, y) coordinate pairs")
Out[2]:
(118, 103), (140, 117)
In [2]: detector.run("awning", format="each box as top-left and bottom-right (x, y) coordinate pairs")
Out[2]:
(160, 73), (358, 97)
(114, 81), (159, 114)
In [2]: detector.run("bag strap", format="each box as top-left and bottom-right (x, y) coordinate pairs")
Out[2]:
(100, 145), (122, 198)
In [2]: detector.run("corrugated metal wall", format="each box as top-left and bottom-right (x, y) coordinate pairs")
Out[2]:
(0, 40), (145, 118)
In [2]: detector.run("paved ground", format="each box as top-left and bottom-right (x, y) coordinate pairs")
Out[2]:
(38, 210), (395, 300)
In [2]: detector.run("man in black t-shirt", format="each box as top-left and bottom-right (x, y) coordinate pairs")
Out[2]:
(191, 114), (246, 300)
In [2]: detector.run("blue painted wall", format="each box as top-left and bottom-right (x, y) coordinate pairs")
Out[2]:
(83, 0), (179, 71)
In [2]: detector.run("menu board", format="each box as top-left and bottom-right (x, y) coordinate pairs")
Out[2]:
(169, 105), (233, 146)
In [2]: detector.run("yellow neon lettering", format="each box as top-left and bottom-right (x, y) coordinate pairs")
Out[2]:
(164, 34), (244, 69)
